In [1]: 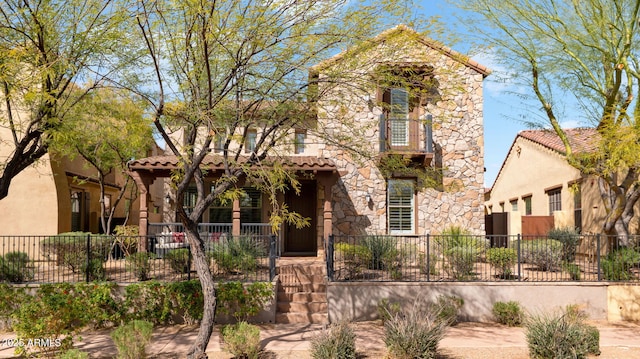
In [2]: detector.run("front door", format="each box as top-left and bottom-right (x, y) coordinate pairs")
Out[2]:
(284, 181), (317, 255)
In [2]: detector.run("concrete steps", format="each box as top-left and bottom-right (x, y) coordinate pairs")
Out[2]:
(276, 262), (328, 324)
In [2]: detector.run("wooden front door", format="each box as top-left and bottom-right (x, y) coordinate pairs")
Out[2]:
(284, 181), (317, 254)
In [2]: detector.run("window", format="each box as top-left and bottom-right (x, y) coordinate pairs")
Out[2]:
(573, 184), (582, 233)
(387, 179), (414, 234)
(547, 187), (562, 214)
(294, 129), (306, 154)
(245, 129), (257, 153)
(208, 187), (262, 223)
(510, 199), (518, 212)
(523, 196), (532, 215)
(389, 88), (409, 146)
(183, 187), (198, 216)
(213, 129), (225, 153)
(71, 190), (88, 232)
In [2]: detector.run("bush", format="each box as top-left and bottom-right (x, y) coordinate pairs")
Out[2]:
(377, 298), (402, 325)
(216, 281), (273, 321)
(41, 232), (113, 271)
(82, 258), (106, 281)
(335, 243), (370, 279)
(114, 225), (140, 257)
(74, 282), (122, 329)
(434, 295), (464, 326)
(361, 236), (398, 270)
(0, 251), (34, 283)
(111, 320), (154, 359)
(525, 307), (600, 359)
(548, 227), (580, 262)
(0, 284), (28, 330)
(601, 247), (640, 280)
(521, 239), (563, 271)
(444, 247), (478, 280)
(58, 349), (89, 359)
(564, 262), (581, 280)
(164, 248), (190, 274)
(383, 296), (457, 359)
(123, 280), (204, 325)
(486, 248), (517, 278)
(419, 252), (439, 275)
(492, 301), (524, 326)
(126, 252), (155, 281)
(310, 320), (356, 359)
(221, 321), (261, 359)
(210, 236), (264, 274)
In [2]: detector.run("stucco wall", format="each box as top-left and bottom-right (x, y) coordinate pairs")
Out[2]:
(328, 282), (608, 323)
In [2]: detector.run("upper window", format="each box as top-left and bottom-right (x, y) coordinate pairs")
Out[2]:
(389, 88), (409, 147)
(523, 196), (532, 215)
(510, 199), (518, 212)
(245, 129), (257, 153)
(387, 179), (415, 234)
(547, 188), (562, 214)
(213, 129), (225, 153)
(294, 129), (306, 154)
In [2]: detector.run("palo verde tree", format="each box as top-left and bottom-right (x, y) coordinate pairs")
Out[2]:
(459, 0), (640, 243)
(0, 0), (132, 200)
(129, 0), (416, 357)
(49, 88), (153, 234)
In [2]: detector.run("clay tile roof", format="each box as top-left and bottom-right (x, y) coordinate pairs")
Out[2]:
(128, 155), (336, 172)
(518, 128), (599, 155)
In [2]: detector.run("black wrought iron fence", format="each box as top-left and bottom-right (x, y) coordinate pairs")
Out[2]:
(0, 233), (277, 284)
(327, 234), (640, 282)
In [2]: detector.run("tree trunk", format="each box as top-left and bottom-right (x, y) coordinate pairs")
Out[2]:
(183, 223), (217, 359)
(598, 175), (640, 248)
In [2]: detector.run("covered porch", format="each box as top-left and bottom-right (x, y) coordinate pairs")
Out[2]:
(127, 155), (338, 257)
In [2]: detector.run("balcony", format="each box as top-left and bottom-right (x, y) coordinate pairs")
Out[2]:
(379, 116), (434, 166)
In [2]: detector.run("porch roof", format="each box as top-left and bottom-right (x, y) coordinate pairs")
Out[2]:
(128, 155), (337, 173)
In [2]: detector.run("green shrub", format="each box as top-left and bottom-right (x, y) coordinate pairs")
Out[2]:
(310, 320), (356, 359)
(58, 349), (90, 359)
(0, 251), (34, 283)
(216, 281), (273, 321)
(73, 282), (122, 329)
(492, 301), (524, 326)
(444, 247), (478, 280)
(41, 232), (113, 270)
(377, 298), (402, 325)
(166, 281), (204, 325)
(335, 243), (370, 279)
(221, 321), (261, 359)
(0, 284), (28, 330)
(210, 236), (264, 274)
(123, 281), (172, 324)
(521, 239), (563, 271)
(601, 247), (640, 280)
(419, 252), (439, 275)
(82, 258), (106, 281)
(525, 308), (600, 359)
(126, 252), (155, 281)
(434, 295), (464, 326)
(486, 248), (517, 278)
(114, 225), (140, 257)
(436, 226), (487, 252)
(111, 320), (154, 359)
(383, 297), (451, 359)
(164, 248), (190, 274)
(564, 262), (581, 280)
(361, 236), (398, 270)
(548, 227), (580, 262)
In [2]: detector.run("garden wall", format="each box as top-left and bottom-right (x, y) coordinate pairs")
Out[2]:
(328, 282), (615, 322)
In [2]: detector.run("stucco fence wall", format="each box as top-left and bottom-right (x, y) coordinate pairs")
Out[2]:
(327, 282), (640, 323)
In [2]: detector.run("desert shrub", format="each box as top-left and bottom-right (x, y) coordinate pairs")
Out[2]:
(221, 321), (261, 359)
(548, 227), (580, 262)
(41, 232), (112, 271)
(165, 280), (204, 325)
(74, 282), (122, 329)
(434, 295), (464, 325)
(111, 320), (154, 359)
(564, 262), (581, 280)
(419, 252), (439, 275)
(310, 320), (356, 359)
(601, 247), (640, 280)
(486, 248), (517, 278)
(82, 258), (107, 281)
(444, 247), (478, 280)
(124, 280), (204, 325)
(113, 225), (140, 257)
(436, 226), (487, 252)
(492, 301), (525, 327)
(0, 284), (28, 330)
(377, 298), (402, 325)
(164, 248), (190, 274)
(58, 349), (90, 359)
(361, 236), (398, 270)
(126, 252), (155, 281)
(521, 239), (563, 271)
(525, 307), (600, 359)
(216, 281), (273, 321)
(0, 251), (34, 283)
(210, 236), (264, 274)
(383, 297), (453, 359)
(335, 243), (370, 279)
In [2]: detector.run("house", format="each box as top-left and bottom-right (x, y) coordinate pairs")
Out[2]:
(484, 127), (619, 236)
(128, 25), (491, 256)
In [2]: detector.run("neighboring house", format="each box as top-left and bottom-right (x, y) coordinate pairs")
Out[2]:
(129, 25), (491, 256)
(485, 128), (616, 236)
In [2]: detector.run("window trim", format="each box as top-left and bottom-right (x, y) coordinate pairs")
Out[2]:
(547, 187), (562, 215)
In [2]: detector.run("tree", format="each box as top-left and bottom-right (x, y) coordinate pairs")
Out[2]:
(50, 88), (153, 234)
(459, 0), (640, 243)
(130, 0), (415, 357)
(0, 0), (130, 200)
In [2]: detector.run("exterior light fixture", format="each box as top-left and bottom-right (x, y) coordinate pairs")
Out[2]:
(165, 194), (171, 204)
(365, 193), (372, 204)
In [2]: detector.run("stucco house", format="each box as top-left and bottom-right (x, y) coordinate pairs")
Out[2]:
(128, 25), (491, 256)
(484, 127), (625, 236)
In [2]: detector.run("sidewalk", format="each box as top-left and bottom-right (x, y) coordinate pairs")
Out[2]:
(2, 321), (640, 358)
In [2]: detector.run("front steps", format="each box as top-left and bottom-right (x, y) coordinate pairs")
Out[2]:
(276, 262), (329, 324)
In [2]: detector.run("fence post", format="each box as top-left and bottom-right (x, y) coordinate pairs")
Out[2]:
(597, 234), (602, 281)
(426, 234), (430, 282)
(327, 235), (334, 281)
(269, 235), (277, 281)
(517, 234), (521, 282)
(85, 234), (91, 283)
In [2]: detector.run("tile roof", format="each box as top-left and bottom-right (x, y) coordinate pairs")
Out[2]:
(128, 155), (337, 172)
(518, 128), (599, 155)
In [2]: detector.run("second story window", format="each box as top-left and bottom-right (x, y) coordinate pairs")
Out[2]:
(523, 195), (532, 215)
(245, 129), (257, 153)
(294, 129), (306, 154)
(547, 187), (562, 214)
(213, 129), (225, 153)
(510, 199), (518, 212)
(389, 88), (409, 147)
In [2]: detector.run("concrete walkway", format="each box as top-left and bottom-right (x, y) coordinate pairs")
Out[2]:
(1, 321), (640, 358)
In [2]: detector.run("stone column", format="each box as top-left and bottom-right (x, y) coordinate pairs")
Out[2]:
(232, 198), (241, 236)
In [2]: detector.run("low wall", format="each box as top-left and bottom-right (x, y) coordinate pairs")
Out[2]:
(328, 282), (613, 323)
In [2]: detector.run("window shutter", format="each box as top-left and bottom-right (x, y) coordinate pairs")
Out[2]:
(388, 179), (414, 234)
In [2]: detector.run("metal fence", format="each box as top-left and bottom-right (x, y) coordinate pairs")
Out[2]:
(0, 233), (277, 284)
(327, 234), (640, 282)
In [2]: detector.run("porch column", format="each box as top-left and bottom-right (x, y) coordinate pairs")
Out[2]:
(129, 171), (151, 252)
(232, 198), (241, 236)
(322, 176), (334, 255)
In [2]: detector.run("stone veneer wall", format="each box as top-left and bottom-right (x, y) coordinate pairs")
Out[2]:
(317, 32), (485, 236)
